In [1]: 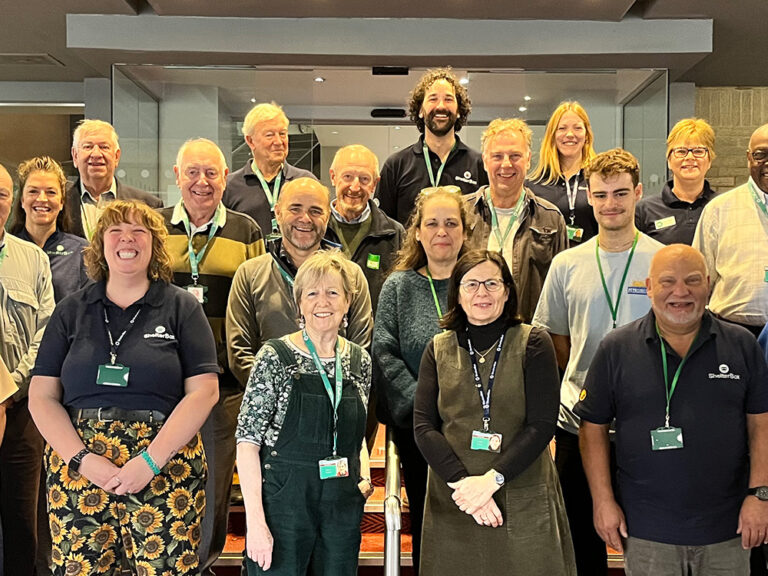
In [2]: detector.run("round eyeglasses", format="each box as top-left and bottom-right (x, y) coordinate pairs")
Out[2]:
(459, 278), (505, 293)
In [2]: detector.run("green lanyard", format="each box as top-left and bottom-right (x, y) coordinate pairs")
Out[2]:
(303, 330), (343, 456)
(0, 243), (7, 266)
(425, 267), (443, 319)
(486, 189), (526, 249)
(271, 253), (295, 288)
(748, 179), (768, 220)
(596, 232), (639, 329)
(180, 207), (220, 285)
(422, 141), (456, 188)
(254, 166), (283, 211)
(656, 322), (697, 427)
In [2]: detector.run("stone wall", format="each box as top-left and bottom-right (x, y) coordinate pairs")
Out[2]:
(695, 87), (768, 191)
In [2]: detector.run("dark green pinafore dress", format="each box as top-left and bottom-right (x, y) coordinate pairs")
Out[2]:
(247, 339), (367, 576)
(420, 326), (576, 576)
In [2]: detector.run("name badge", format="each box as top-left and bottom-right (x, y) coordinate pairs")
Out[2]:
(471, 430), (502, 453)
(318, 456), (349, 480)
(185, 284), (207, 304)
(627, 282), (647, 295)
(96, 364), (130, 387)
(650, 426), (684, 451)
(566, 226), (584, 242)
(366, 253), (381, 270)
(654, 216), (676, 230)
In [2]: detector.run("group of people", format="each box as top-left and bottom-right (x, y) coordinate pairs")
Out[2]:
(0, 65), (765, 576)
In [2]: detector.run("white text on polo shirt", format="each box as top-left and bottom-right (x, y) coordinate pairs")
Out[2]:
(709, 363), (740, 380)
(144, 325), (176, 340)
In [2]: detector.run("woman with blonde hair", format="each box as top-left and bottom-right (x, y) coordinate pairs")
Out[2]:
(372, 185), (469, 572)
(528, 101), (598, 244)
(635, 118), (716, 245)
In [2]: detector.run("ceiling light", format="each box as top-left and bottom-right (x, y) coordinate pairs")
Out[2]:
(524, 95), (532, 101)
(331, 131), (339, 135)
(250, 98), (256, 103)
(393, 146), (400, 150)
(314, 76), (325, 83)
(518, 106), (528, 112)
(459, 77), (469, 86)
(394, 126), (401, 130)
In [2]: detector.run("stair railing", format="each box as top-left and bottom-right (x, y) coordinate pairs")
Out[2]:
(383, 426), (402, 576)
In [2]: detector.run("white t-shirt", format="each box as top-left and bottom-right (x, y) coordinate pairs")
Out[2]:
(533, 232), (664, 434)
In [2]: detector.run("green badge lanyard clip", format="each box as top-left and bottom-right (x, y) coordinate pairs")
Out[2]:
(180, 207), (220, 285)
(656, 322), (698, 427)
(303, 330), (343, 456)
(486, 189), (526, 249)
(422, 140), (456, 188)
(596, 232), (639, 329)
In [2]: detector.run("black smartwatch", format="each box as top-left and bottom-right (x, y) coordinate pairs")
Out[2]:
(69, 448), (90, 474)
(747, 486), (768, 501)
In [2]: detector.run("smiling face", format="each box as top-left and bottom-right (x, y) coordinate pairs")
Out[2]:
(71, 126), (121, 189)
(102, 217), (153, 279)
(555, 111), (587, 163)
(420, 79), (459, 137)
(174, 141), (228, 226)
(298, 270), (350, 338)
(667, 137), (711, 188)
(748, 125), (768, 194)
(0, 166), (12, 231)
(21, 170), (63, 230)
(415, 195), (465, 268)
(458, 260), (509, 326)
(275, 179), (330, 252)
(330, 147), (379, 221)
(647, 245), (709, 334)
(587, 172), (642, 232)
(483, 130), (531, 200)
(246, 116), (289, 171)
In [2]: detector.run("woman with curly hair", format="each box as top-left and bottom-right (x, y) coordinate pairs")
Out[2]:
(528, 101), (598, 244)
(29, 200), (219, 576)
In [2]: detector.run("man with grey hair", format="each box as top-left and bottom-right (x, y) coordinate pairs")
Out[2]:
(0, 163), (55, 575)
(67, 119), (163, 239)
(223, 102), (317, 237)
(159, 138), (264, 574)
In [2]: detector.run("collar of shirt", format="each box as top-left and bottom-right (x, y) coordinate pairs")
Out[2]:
(170, 200), (227, 234)
(330, 199), (371, 224)
(642, 308), (715, 350)
(747, 177), (768, 205)
(269, 236), (341, 278)
(661, 179), (715, 207)
(16, 227), (65, 251)
(80, 178), (117, 205)
(414, 134), (466, 157)
(247, 160), (284, 180)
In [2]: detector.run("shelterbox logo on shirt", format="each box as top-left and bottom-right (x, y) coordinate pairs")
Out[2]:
(454, 171), (477, 185)
(144, 325), (176, 340)
(709, 363), (740, 380)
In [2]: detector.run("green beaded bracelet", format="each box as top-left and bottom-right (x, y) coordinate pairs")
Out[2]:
(140, 449), (161, 475)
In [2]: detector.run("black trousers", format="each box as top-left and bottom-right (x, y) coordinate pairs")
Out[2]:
(555, 427), (611, 576)
(0, 399), (44, 576)
(392, 425), (428, 576)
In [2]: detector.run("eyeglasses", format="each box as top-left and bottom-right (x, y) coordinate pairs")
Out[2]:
(748, 149), (768, 163)
(459, 278), (505, 293)
(669, 147), (709, 159)
(420, 185), (462, 196)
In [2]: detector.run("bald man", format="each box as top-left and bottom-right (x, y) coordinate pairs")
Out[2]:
(576, 244), (768, 576)
(693, 123), (768, 336)
(227, 177), (373, 387)
(0, 164), (55, 575)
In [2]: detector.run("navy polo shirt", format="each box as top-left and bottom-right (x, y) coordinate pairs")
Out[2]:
(575, 310), (768, 546)
(32, 280), (218, 415)
(635, 179), (716, 245)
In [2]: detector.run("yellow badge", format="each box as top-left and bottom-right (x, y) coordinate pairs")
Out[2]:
(579, 389), (587, 401)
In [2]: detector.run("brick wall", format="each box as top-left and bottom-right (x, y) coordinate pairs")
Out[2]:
(695, 87), (768, 192)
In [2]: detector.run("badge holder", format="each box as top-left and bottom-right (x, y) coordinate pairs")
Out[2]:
(96, 361), (130, 387)
(185, 283), (208, 304)
(650, 426), (684, 451)
(566, 226), (584, 242)
(471, 430), (503, 453)
(319, 456), (349, 480)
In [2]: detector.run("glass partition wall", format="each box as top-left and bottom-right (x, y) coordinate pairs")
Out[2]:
(111, 65), (669, 204)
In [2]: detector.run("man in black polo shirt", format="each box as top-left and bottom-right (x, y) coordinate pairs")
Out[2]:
(577, 244), (768, 576)
(376, 67), (487, 226)
(223, 102), (317, 237)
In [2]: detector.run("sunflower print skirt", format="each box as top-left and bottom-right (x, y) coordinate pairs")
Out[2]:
(45, 418), (207, 576)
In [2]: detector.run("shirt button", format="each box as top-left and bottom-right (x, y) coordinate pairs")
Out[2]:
(271, 450), (278, 457)
(264, 463), (271, 470)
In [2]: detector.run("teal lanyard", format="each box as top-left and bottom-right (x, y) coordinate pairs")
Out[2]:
(425, 267), (443, 320)
(303, 330), (343, 456)
(422, 141), (456, 187)
(656, 323), (697, 427)
(254, 166), (282, 211)
(748, 179), (768, 220)
(180, 208), (219, 284)
(486, 189), (526, 248)
(271, 254), (295, 288)
(596, 232), (639, 329)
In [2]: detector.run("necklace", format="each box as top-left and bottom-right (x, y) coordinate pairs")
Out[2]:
(475, 338), (500, 364)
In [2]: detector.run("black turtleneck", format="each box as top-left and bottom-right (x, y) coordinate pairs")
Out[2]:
(414, 322), (560, 483)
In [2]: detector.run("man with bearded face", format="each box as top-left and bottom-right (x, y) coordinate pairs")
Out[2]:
(226, 178), (373, 388)
(376, 67), (487, 226)
(576, 244), (768, 576)
(693, 123), (768, 337)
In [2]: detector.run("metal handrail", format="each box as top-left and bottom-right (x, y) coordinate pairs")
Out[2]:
(383, 426), (402, 576)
